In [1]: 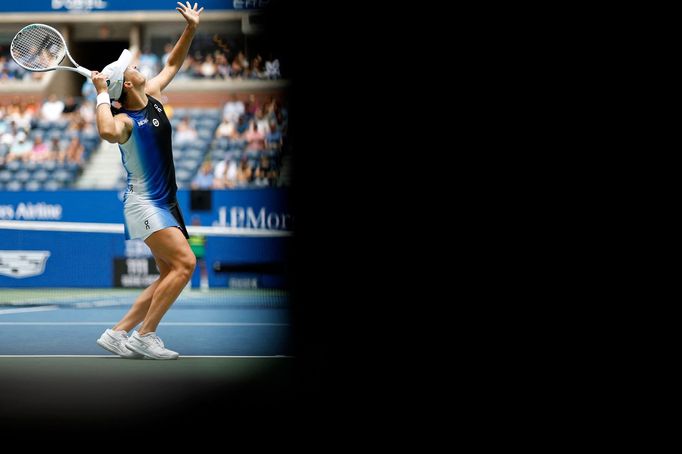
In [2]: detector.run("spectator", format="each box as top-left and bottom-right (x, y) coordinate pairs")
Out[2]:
(231, 51), (247, 77)
(252, 166), (269, 187)
(174, 117), (197, 145)
(244, 120), (265, 152)
(213, 157), (238, 189)
(50, 137), (64, 162)
(62, 96), (80, 117)
(79, 100), (96, 123)
(191, 161), (215, 189)
(6, 132), (32, 162)
(254, 107), (271, 135)
(215, 117), (239, 139)
(6, 103), (33, 132)
(265, 55), (281, 79)
(0, 121), (18, 146)
(200, 54), (217, 78)
(222, 94), (244, 124)
(265, 120), (283, 150)
(41, 94), (65, 122)
(28, 135), (50, 162)
(236, 157), (253, 187)
(65, 136), (84, 164)
(247, 54), (264, 79)
(215, 52), (230, 79)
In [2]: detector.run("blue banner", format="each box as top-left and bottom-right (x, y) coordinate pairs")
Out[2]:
(0, 188), (292, 228)
(0, 0), (269, 13)
(0, 188), (291, 288)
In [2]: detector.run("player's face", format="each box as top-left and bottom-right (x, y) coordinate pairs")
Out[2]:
(124, 65), (146, 86)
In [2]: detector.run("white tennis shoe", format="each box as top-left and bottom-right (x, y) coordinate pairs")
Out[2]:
(125, 331), (179, 360)
(97, 329), (144, 359)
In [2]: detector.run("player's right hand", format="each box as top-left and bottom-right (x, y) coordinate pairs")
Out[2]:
(91, 71), (109, 94)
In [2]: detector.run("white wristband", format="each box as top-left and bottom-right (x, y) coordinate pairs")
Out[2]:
(96, 92), (111, 108)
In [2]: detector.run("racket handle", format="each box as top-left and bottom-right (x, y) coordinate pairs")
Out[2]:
(75, 66), (92, 78)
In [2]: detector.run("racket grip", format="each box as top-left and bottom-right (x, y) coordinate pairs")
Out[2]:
(76, 66), (92, 78)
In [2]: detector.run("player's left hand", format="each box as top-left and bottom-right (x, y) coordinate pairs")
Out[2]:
(176, 2), (204, 28)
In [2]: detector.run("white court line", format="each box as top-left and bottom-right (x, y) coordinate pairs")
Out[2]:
(0, 306), (58, 315)
(0, 355), (293, 358)
(0, 322), (288, 326)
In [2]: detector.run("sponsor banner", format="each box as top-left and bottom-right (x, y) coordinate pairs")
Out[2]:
(0, 229), (124, 287)
(0, 189), (291, 288)
(0, 189), (292, 231)
(0, 251), (50, 279)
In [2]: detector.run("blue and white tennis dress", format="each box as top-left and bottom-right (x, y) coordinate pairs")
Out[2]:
(118, 95), (189, 241)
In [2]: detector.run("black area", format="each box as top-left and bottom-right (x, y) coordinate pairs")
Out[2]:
(50, 38), (128, 96)
(0, 360), (299, 439)
(190, 189), (212, 211)
(112, 257), (160, 288)
(69, 39), (128, 75)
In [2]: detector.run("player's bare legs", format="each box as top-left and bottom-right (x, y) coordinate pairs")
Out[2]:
(113, 259), (170, 332)
(138, 227), (195, 335)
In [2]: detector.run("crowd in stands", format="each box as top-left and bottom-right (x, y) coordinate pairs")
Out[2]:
(0, 95), (100, 191)
(137, 38), (281, 81)
(0, 52), (45, 82)
(0, 89), (289, 191)
(0, 96), (94, 166)
(188, 94), (288, 190)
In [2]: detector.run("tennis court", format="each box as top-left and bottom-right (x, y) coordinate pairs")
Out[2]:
(0, 288), (299, 431)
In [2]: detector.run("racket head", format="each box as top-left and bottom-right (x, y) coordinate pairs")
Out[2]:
(10, 23), (67, 72)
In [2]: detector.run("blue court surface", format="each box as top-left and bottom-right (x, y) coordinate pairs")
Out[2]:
(0, 288), (302, 432)
(0, 288), (293, 356)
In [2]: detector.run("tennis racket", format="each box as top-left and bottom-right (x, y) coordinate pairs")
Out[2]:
(10, 23), (92, 78)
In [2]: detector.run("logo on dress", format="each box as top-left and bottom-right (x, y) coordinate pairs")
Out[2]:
(137, 118), (148, 126)
(0, 250), (51, 278)
(152, 118), (159, 127)
(153, 104), (163, 113)
(145, 220), (150, 230)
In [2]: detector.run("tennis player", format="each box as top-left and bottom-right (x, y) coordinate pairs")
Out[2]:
(95, 2), (204, 360)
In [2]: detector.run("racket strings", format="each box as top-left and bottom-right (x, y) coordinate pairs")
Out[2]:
(11, 26), (66, 70)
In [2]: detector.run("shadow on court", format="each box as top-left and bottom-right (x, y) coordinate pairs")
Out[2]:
(0, 357), (304, 434)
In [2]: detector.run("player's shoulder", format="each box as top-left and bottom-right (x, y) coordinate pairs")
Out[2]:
(114, 112), (134, 127)
(145, 89), (163, 104)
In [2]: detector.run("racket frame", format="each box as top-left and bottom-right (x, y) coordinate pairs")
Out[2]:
(10, 23), (92, 78)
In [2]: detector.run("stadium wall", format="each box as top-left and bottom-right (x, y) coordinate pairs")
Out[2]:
(0, 188), (292, 288)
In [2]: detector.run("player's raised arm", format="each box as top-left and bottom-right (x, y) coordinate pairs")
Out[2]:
(146, 2), (204, 97)
(92, 71), (132, 143)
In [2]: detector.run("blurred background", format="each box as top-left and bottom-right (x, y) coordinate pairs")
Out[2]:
(0, 1), (304, 433)
(0, 0), (292, 294)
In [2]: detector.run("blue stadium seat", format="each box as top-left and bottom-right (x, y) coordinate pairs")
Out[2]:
(33, 170), (50, 183)
(5, 181), (23, 191)
(24, 181), (43, 191)
(197, 129), (213, 141)
(15, 170), (31, 183)
(43, 180), (63, 191)
(211, 149), (225, 160)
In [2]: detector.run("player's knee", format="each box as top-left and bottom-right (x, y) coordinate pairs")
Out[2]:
(177, 254), (196, 281)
